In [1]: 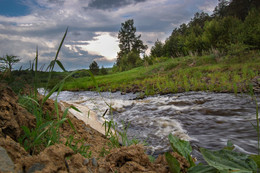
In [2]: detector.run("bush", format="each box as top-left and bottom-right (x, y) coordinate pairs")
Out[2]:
(100, 66), (108, 75)
(117, 51), (143, 71)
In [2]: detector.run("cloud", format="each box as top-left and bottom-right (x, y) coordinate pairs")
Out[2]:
(81, 32), (119, 61)
(0, 0), (219, 71)
(87, 0), (147, 10)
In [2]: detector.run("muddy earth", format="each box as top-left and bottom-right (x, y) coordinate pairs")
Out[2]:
(0, 85), (190, 173)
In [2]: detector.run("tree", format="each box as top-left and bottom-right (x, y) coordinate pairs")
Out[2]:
(0, 54), (20, 72)
(150, 39), (164, 58)
(183, 23), (206, 56)
(243, 8), (260, 49)
(100, 66), (108, 75)
(213, 0), (229, 18)
(213, 0), (260, 20)
(116, 19), (147, 70)
(189, 12), (211, 28)
(227, 0), (260, 20)
(89, 61), (99, 75)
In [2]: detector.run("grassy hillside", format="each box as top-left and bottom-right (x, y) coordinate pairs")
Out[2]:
(63, 51), (260, 95)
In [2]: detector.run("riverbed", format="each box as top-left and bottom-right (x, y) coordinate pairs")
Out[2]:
(39, 89), (260, 161)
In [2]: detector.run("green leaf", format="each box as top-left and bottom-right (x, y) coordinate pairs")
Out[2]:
(56, 60), (67, 72)
(56, 118), (68, 126)
(188, 165), (218, 173)
(62, 107), (70, 119)
(34, 123), (52, 144)
(165, 152), (181, 173)
(200, 148), (257, 172)
(57, 81), (64, 98)
(67, 119), (76, 133)
(168, 133), (195, 166)
(250, 155), (260, 168)
(38, 121), (53, 131)
(223, 140), (235, 151)
(54, 27), (68, 64)
(70, 105), (81, 113)
(21, 126), (31, 137)
(54, 100), (59, 120)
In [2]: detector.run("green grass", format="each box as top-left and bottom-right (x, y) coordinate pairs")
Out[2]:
(63, 51), (260, 95)
(16, 28), (84, 156)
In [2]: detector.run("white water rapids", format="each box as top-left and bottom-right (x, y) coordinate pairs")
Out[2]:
(39, 89), (260, 161)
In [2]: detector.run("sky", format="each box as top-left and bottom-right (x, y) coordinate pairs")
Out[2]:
(0, 0), (218, 71)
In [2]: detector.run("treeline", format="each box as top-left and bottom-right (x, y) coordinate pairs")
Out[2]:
(148, 0), (260, 62)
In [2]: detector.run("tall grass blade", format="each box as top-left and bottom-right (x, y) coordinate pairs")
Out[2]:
(44, 27), (68, 95)
(54, 100), (59, 121)
(19, 95), (40, 108)
(34, 122), (53, 144)
(34, 46), (38, 98)
(256, 99), (259, 155)
(88, 70), (99, 92)
(70, 105), (81, 113)
(21, 126), (31, 137)
(56, 118), (68, 126)
(42, 71), (77, 105)
(67, 119), (76, 133)
(61, 106), (80, 133)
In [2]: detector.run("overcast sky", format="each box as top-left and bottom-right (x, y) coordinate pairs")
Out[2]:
(0, 0), (218, 71)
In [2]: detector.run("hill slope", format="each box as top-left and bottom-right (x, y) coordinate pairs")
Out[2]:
(63, 51), (260, 95)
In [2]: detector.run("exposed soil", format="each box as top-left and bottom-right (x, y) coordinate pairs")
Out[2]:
(0, 85), (189, 173)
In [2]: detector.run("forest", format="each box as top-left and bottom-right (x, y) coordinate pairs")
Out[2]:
(111, 0), (260, 72)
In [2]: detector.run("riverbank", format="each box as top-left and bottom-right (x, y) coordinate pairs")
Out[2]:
(59, 101), (107, 135)
(1, 85), (192, 172)
(48, 89), (260, 161)
(62, 51), (260, 95)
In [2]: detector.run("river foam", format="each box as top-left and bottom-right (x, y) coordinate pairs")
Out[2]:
(39, 89), (260, 160)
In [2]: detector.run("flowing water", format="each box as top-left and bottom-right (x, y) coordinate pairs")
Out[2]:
(40, 89), (259, 161)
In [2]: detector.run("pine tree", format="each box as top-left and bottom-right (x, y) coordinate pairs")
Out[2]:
(116, 19), (147, 68)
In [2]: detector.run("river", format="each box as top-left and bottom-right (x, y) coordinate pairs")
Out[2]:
(40, 89), (260, 161)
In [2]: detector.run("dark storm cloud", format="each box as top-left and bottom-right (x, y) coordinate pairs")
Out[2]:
(47, 0), (65, 5)
(146, 40), (153, 44)
(60, 46), (107, 70)
(72, 31), (81, 36)
(0, 38), (35, 60)
(87, 0), (146, 10)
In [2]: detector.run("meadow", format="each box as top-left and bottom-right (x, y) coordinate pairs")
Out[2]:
(62, 50), (260, 96)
